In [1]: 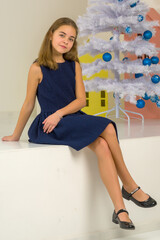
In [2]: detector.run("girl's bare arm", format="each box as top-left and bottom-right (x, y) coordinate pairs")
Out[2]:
(2, 63), (41, 141)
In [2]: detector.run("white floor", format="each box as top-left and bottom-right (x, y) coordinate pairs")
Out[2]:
(112, 229), (160, 240)
(116, 118), (160, 140)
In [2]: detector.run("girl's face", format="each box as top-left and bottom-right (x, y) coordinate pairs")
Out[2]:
(50, 25), (76, 56)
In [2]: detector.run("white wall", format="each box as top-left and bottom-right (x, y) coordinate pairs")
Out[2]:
(0, 0), (87, 112)
(142, 0), (160, 12)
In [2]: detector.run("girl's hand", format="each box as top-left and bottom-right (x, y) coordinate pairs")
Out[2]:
(42, 112), (62, 134)
(2, 135), (20, 141)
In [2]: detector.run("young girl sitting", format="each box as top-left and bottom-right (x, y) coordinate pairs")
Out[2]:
(2, 17), (157, 230)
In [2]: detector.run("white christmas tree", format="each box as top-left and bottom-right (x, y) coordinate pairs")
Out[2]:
(77, 0), (160, 125)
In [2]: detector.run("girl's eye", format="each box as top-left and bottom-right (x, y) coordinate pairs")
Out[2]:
(59, 34), (74, 42)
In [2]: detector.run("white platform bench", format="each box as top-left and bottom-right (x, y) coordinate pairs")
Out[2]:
(0, 137), (160, 240)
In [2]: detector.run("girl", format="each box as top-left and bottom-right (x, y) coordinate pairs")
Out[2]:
(2, 17), (157, 230)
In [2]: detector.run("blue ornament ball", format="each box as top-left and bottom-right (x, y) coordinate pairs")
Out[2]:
(125, 26), (132, 34)
(142, 58), (152, 66)
(156, 100), (160, 108)
(150, 95), (159, 102)
(130, 2), (137, 8)
(122, 57), (129, 62)
(135, 73), (143, 78)
(136, 99), (145, 108)
(151, 56), (159, 64)
(138, 15), (144, 22)
(118, 0), (123, 2)
(102, 53), (112, 62)
(110, 37), (113, 40)
(151, 75), (160, 84)
(142, 93), (150, 100)
(142, 37), (149, 41)
(143, 30), (152, 40)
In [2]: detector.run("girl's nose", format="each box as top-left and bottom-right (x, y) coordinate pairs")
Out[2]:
(63, 38), (68, 44)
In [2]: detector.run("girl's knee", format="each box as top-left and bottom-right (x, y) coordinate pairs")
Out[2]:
(105, 123), (116, 136)
(87, 136), (109, 153)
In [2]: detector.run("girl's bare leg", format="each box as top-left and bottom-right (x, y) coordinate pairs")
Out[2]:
(87, 137), (131, 222)
(99, 123), (149, 201)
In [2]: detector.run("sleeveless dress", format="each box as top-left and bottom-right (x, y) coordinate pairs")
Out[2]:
(28, 60), (118, 151)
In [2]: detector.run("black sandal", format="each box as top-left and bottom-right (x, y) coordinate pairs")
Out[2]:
(122, 186), (157, 208)
(112, 209), (135, 230)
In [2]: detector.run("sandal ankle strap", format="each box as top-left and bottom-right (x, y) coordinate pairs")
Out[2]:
(129, 186), (140, 198)
(116, 209), (128, 216)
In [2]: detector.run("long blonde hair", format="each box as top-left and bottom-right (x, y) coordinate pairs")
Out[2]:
(36, 17), (80, 70)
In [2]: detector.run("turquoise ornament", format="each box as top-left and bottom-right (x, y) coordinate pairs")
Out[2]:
(130, 2), (137, 7)
(151, 75), (160, 84)
(136, 99), (145, 108)
(150, 95), (159, 102)
(131, 1), (140, 7)
(151, 56), (159, 64)
(103, 53), (112, 62)
(143, 58), (151, 66)
(122, 57), (129, 62)
(143, 30), (152, 40)
(142, 93), (150, 100)
(125, 26), (132, 34)
(135, 73), (143, 78)
(138, 15), (144, 22)
(156, 100), (160, 108)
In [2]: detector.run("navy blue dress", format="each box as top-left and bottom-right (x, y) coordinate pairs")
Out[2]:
(28, 60), (118, 151)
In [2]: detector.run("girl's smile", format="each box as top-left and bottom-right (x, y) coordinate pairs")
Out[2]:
(60, 45), (67, 49)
